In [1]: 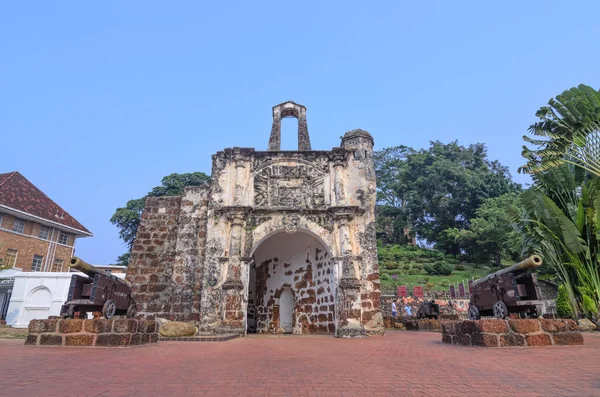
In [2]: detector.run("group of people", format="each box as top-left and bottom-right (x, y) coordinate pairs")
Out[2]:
(391, 299), (412, 318)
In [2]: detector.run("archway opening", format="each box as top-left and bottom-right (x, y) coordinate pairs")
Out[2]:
(246, 230), (335, 335)
(280, 117), (299, 151)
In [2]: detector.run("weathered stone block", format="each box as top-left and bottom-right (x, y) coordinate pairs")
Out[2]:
(159, 321), (197, 337)
(96, 334), (131, 347)
(137, 320), (157, 334)
(130, 333), (142, 345)
(40, 334), (63, 346)
(442, 334), (453, 344)
(150, 333), (159, 343)
(553, 333), (584, 346)
(564, 319), (578, 331)
(474, 319), (508, 334)
(441, 321), (459, 334)
(577, 318), (596, 332)
(459, 320), (477, 335)
(457, 334), (471, 346)
(113, 319), (138, 334)
(84, 319), (114, 334)
(499, 334), (525, 347)
(59, 319), (84, 334)
(28, 319), (58, 333)
(508, 319), (539, 334)
(525, 334), (552, 347)
(24, 335), (39, 346)
(471, 334), (499, 347)
(65, 335), (94, 346)
(539, 319), (567, 333)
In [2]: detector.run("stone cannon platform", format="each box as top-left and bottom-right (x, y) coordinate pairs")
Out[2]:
(25, 318), (159, 347)
(442, 318), (584, 347)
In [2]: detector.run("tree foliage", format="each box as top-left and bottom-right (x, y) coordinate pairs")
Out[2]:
(513, 164), (600, 319)
(445, 193), (523, 265)
(374, 141), (521, 254)
(110, 172), (211, 265)
(520, 84), (600, 178)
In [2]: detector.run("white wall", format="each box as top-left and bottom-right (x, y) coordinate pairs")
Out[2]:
(5, 271), (126, 328)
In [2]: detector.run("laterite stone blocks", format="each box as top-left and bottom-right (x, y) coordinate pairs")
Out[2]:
(25, 318), (159, 348)
(442, 319), (584, 348)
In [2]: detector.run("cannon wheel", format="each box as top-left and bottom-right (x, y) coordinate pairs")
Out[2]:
(102, 300), (117, 319)
(493, 301), (508, 319)
(126, 304), (137, 318)
(468, 305), (480, 320)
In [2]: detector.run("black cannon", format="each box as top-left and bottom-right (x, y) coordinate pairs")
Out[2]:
(468, 255), (544, 320)
(416, 300), (440, 319)
(60, 257), (135, 319)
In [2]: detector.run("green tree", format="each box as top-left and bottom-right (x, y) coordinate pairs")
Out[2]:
(374, 141), (520, 253)
(520, 84), (600, 178)
(445, 193), (523, 266)
(374, 146), (415, 244)
(110, 172), (211, 265)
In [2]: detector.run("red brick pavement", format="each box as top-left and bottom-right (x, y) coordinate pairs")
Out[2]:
(1, 332), (599, 397)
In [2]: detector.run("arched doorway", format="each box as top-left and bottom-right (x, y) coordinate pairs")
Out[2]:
(247, 230), (336, 335)
(279, 287), (294, 333)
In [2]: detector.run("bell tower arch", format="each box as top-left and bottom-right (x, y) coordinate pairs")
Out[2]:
(268, 101), (312, 151)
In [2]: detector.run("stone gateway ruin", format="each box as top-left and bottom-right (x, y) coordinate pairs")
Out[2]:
(127, 101), (384, 337)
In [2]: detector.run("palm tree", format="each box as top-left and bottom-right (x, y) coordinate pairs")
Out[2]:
(519, 84), (600, 177)
(514, 164), (600, 319)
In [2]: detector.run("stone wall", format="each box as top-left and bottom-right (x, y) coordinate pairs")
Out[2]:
(127, 186), (209, 323)
(442, 319), (583, 347)
(25, 318), (159, 347)
(250, 232), (335, 334)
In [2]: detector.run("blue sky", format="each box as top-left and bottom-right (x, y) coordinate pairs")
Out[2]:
(2, 1), (599, 264)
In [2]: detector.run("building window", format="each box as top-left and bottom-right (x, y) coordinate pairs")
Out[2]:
(58, 232), (69, 245)
(31, 255), (44, 272)
(13, 219), (25, 234)
(39, 226), (50, 240)
(5, 249), (18, 268)
(51, 259), (64, 272)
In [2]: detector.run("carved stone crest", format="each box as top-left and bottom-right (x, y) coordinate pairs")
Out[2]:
(254, 164), (325, 209)
(282, 215), (300, 234)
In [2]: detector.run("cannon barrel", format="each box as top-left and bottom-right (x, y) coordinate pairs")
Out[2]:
(69, 257), (130, 286)
(473, 255), (542, 287)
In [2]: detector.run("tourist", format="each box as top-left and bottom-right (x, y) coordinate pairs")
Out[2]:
(405, 304), (412, 317)
(391, 300), (398, 318)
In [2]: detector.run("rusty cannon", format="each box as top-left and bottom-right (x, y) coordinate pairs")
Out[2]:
(416, 300), (440, 320)
(60, 257), (136, 319)
(468, 255), (544, 320)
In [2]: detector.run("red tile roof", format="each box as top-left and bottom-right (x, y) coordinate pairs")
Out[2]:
(0, 172), (91, 236)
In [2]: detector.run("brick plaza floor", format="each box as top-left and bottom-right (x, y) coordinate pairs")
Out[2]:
(1, 332), (599, 397)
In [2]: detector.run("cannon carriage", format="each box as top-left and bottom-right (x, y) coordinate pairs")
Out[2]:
(468, 255), (544, 320)
(60, 257), (136, 319)
(416, 300), (440, 319)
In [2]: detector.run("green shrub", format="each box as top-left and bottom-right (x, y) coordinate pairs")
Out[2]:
(412, 263), (423, 270)
(402, 264), (411, 270)
(454, 264), (466, 271)
(407, 269), (420, 275)
(380, 273), (390, 281)
(385, 262), (399, 270)
(424, 261), (454, 276)
(445, 257), (460, 265)
(556, 284), (573, 318)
